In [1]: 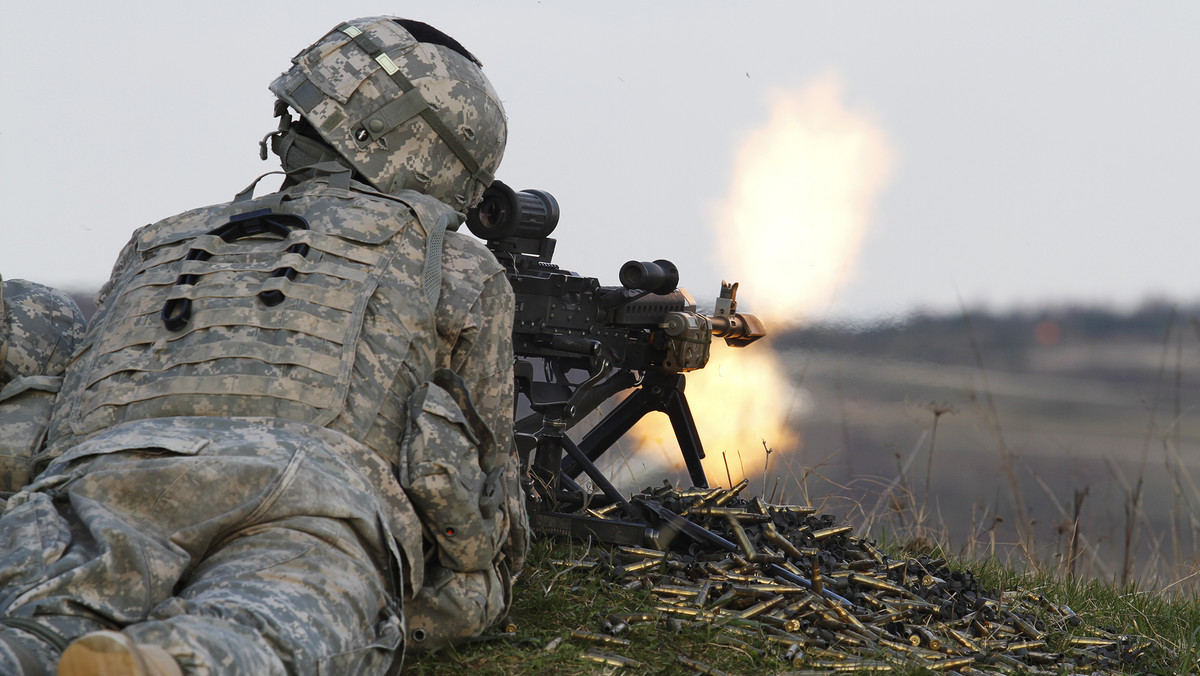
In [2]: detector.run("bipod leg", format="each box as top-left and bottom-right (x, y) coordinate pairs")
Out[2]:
(530, 413), (567, 506)
(566, 386), (659, 478)
(559, 435), (634, 516)
(659, 375), (709, 489)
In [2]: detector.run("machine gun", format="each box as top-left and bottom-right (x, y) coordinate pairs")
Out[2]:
(465, 181), (766, 545)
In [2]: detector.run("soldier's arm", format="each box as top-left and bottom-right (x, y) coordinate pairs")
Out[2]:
(445, 267), (528, 570)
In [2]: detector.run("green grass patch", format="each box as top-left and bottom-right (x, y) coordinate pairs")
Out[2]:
(405, 536), (1199, 674)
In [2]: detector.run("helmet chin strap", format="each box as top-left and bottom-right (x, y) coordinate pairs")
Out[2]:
(263, 104), (349, 176)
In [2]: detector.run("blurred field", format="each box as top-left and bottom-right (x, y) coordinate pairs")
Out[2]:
(766, 304), (1200, 589)
(587, 303), (1200, 590)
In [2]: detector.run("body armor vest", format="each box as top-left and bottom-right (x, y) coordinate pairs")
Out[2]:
(46, 179), (455, 465)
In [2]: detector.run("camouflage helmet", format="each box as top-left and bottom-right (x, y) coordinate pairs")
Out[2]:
(269, 17), (506, 209)
(0, 278), (87, 385)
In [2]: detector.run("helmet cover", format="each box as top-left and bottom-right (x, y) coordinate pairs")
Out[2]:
(269, 17), (506, 208)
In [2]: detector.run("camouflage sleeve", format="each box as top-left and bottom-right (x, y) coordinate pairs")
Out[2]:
(446, 268), (528, 572)
(0, 279), (86, 494)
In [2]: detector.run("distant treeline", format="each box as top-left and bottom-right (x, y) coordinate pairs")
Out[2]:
(774, 300), (1200, 365)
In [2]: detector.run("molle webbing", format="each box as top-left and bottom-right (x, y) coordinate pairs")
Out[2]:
(336, 22), (494, 188)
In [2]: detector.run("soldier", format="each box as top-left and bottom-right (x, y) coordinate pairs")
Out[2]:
(0, 278), (88, 499)
(0, 16), (526, 676)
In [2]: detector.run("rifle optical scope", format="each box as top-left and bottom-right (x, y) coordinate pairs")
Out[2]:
(466, 180), (560, 241)
(619, 259), (679, 294)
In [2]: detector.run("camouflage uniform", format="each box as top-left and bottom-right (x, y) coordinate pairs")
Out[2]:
(0, 278), (87, 497)
(0, 172), (527, 674)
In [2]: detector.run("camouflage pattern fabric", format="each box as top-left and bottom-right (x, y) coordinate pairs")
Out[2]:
(269, 16), (507, 211)
(0, 417), (409, 675)
(0, 376), (63, 497)
(0, 279), (86, 497)
(0, 176), (525, 674)
(0, 278), (86, 386)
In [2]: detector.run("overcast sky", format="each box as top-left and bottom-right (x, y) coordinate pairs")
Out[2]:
(3, 1), (1198, 323)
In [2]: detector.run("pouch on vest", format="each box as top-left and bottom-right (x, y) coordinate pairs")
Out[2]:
(403, 561), (508, 655)
(398, 368), (506, 573)
(0, 376), (62, 495)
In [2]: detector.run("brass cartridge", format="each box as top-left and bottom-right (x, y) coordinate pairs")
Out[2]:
(812, 525), (854, 540)
(579, 650), (640, 668)
(569, 630), (631, 648)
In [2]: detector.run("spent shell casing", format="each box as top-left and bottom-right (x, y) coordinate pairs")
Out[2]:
(992, 653), (1026, 670)
(714, 478), (750, 506)
(926, 655), (976, 671)
(1003, 610), (1043, 640)
(762, 521), (806, 559)
(860, 539), (887, 563)
(824, 596), (867, 632)
(680, 488), (724, 516)
(591, 501), (623, 515)
(579, 650), (640, 668)
(812, 525), (854, 540)
(870, 609), (909, 625)
(910, 625), (942, 650)
(654, 604), (702, 618)
(751, 496), (768, 515)
(693, 507), (771, 522)
(614, 558), (661, 577)
(617, 545), (667, 559)
(783, 641), (803, 661)
(810, 560), (824, 594)
(947, 627), (980, 652)
(1066, 636), (1118, 648)
(569, 630), (631, 648)
(848, 573), (908, 596)
(734, 595), (786, 620)
(653, 584), (700, 598)
(762, 614), (802, 633)
(726, 517), (757, 558)
(676, 654), (729, 676)
(746, 552), (787, 564)
(1002, 639), (1046, 652)
(549, 559), (598, 570)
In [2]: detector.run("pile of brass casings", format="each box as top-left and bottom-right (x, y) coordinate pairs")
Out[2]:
(549, 482), (1159, 673)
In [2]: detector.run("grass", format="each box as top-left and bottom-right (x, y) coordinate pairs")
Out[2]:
(404, 537), (796, 675)
(404, 534), (1200, 675)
